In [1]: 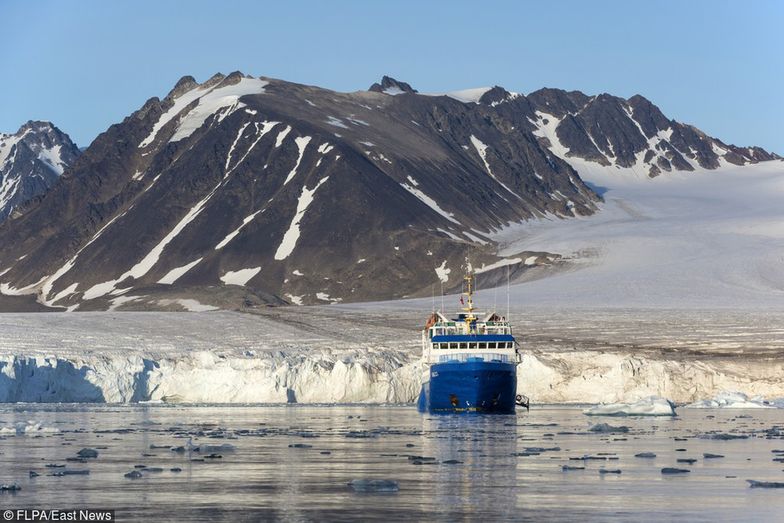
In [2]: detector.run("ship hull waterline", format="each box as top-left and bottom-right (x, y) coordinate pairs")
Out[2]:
(417, 360), (517, 414)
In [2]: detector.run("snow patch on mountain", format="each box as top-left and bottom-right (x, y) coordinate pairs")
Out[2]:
(215, 210), (263, 250)
(469, 135), (520, 198)
(424, 87), (493, 104)
(274, 177), (330, 260)
(399, 182), (460, 225)
(435, 261), (451, 283)
(283, 136), (312, 186)
(169, 77), (268, 143)
(220, 267), (261, 286)
(274, 125), (291, 147)
(157, 258), (203, 285)
(224, 120), (278, 178)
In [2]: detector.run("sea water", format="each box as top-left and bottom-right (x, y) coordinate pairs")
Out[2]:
(0, 405), (782, 521)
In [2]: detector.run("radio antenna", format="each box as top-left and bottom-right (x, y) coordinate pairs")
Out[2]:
(506, 265), (511, 319)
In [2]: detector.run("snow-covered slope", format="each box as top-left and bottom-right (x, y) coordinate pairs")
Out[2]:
(493, 160), (784, 308)
(0, 121), (80, 221)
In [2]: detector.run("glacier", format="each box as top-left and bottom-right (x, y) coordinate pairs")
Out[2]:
(1, 308), (783, 405)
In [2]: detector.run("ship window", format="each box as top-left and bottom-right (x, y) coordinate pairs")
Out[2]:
(506, 342), (513, 349)
(488, 342), (496, 349)
(459, 343), (468, 349)
(478, 342), (487, 349)
(432, 343), (438, 350)
(449, 343), (457, 349)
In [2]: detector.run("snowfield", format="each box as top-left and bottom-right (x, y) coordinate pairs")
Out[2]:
(491, 160), (784, 308)
(1, 307), (783, 405)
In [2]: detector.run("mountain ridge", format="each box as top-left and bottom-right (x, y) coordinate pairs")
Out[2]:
(0, 72), (778, 311)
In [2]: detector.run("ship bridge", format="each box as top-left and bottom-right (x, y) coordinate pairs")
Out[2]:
(421, 274), (519, 366)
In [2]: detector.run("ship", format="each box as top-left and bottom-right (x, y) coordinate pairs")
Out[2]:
(417, 273), (523, 414)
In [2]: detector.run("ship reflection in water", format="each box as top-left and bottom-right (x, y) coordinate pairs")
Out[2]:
(0, 404), (782, 521)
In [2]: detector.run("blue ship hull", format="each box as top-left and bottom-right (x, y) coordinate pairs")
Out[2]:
(417, 360), (517, 414)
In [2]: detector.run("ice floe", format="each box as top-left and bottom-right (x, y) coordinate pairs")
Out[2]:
(583, 396), (676, 416)
(684, 392), (777, 409)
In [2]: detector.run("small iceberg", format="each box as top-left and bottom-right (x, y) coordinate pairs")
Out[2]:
(684, 391), (775, 409)
(0, 421), (58, 435)
(76, 448), (99, 459)
(584, 396), (676, 417)
(588, 423), (629, 433)
(348, 479), (399, 493)
(748, 480), (784, 488)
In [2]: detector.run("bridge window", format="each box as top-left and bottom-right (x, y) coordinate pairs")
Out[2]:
(488, 342), (496, 349)
(449, 343), (457, 349)
(459, 343), (467, 349)
(478, 342), (487, 349)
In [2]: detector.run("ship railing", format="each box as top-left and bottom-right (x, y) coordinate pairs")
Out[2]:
(437, 353), (514, 364)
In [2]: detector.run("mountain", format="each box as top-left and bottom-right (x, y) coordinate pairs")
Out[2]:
(0, 121), (81, 221)
(521, 88), (779, 177)
(0, 73), (778, 311)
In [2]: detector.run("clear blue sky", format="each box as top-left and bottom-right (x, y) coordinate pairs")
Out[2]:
(1, 0), (781, 152)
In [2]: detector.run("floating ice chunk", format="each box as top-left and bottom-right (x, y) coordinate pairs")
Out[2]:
(588, 423), (629, 433)
(200, 443), (236, 453)
(701, 433), (749, 440)
(635, 452), (657, 458)
(0, 421), (58, 435)
(124, 470), (143, 479)
(748, 480), (784, 488)
(0, 484), (21, 491)
(348, 479), (399, 493)
(584, 396), (676, 417)
(703, 453), (724, 459)
(76, 448), (98, 459)
(684, 391), (775, 409)
(661, 468), (690, 474)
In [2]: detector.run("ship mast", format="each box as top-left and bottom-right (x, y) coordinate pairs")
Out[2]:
(462, 273), (477, 332)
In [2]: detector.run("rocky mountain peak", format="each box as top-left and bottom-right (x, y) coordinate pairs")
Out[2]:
(165, 75), (199, 101)
(369, 76), (418, 95)
(478, 86), (512, 105)
(0, 121), (81, 222)
(222, 71), (246, 86)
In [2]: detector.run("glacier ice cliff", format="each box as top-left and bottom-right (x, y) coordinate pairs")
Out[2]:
(1, 309), (783, 405)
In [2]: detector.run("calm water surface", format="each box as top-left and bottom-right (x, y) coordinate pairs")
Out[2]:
(0, 405), (783, 521)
